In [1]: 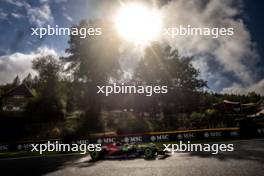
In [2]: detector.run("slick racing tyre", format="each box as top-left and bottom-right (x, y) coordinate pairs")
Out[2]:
(90, 151), (101, 161)
(144, 147), (155, 159)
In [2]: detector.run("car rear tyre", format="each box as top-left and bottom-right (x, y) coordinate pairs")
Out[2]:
(144, 147), (155, 159)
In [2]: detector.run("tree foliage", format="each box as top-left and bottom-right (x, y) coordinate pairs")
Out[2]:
(135, 43), (206, 90)
(22, 73), (33, 88)
(134, 42), (207, 113)
(12, 75), (21, 87)
(26, 55), (65, 121)
(64, 19), (122, 131)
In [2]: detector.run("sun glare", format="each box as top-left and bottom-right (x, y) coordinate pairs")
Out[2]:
(115, 3), (162, 45)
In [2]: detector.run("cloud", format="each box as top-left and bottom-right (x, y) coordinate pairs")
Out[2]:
(0, 47), (58, 84)
(160, 0), (260, 93)
(24, 2), (53, 27)
(6, 0), (25, 7)
(39, 0), (67, 4)
(63, 13), (73, 22)
(39, 0), (49, 3)
(4, 0), (54, 27)
(54, 0), (68, 3)
(222, 79), (264, 95)
(0, 11), (8, 20)
(11, 12), (24, 19)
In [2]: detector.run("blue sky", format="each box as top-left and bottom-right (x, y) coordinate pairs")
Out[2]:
(0, 0), (102, 55)
(244, 0), (264, 60)
(0, 0), (263, 94)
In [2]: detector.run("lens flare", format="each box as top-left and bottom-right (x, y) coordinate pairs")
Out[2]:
(115, 3), (162, 45)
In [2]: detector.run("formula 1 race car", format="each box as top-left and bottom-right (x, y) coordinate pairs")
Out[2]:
(89, 142), (166, 161)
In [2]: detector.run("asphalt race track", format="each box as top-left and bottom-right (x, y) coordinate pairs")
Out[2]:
(1, 139), (264, 176)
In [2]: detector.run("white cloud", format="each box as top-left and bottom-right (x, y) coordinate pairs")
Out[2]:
(63, 13), (73, 22)
(0, 47), (58, 84)
(0, 11), (8, 20)
(39, 0), (67, 4)
(249, 80), (264, 95)
(39, 0), (49, 3)
(161, 0), (260, 92)
(54, 0), (68, 3)
(25, 2), (53, 27)
(11, 12), (24, 19)
(222, 79), (264, 95)
(6, 0), (25, 7)
(5, 0), (54, 27)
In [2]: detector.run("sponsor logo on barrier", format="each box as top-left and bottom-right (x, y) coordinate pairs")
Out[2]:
(97, 136), (143, 143)
(71, 140), (89, 144)
(257, 128), (264, 134)
(177, 133), (196, 140)
(124, 136), (142, 143)
(150, 135), (169, 142)
(17, 143), (33, 150)
(0, 145), (9, 151)
(204, 132), (222, 138)
(230, 131), (239, 136)
(97, 138), (116, 144)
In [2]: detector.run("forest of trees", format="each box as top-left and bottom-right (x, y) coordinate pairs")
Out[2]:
(0, 20), (262, 139)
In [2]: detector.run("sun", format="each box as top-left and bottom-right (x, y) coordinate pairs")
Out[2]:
(114, 3), (162, 45)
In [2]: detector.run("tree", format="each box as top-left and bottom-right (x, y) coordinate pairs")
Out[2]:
(12, 75), (21, 87)
(64, 19), (122, 131)
(22, 73), (33, 88)
(27, 55), (65, 121)
(135, 43), (206, 90)
(32, 55), (62, 98)
(134, 42), (207, 114)
(247, 92), (261, 103)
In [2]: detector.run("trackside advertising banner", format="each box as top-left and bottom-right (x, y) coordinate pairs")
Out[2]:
(1, 127), (264, 153)
(89, 128), (241, 144)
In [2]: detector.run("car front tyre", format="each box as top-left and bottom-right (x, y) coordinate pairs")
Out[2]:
(90, 151), (101, 161)
(144, 148), (155, 159)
